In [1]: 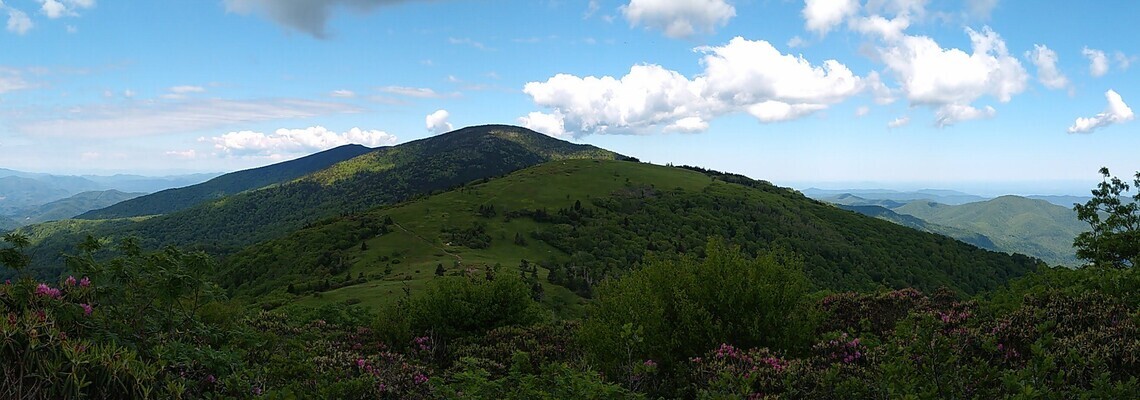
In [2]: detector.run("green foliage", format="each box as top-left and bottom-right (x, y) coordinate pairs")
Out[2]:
(443, 222), (492, 249)
(579, 238), (817, 388)
(690, 286), (1140, 399)
(376, 272), (544, 348)
(1, 232), (31, 273)
(1073, 167), (1140, 268)
(0, 276), (177, 398)
(534, 168), (1041, 296)
(434, 358), (642, 400)
(65, 237), (224, 350)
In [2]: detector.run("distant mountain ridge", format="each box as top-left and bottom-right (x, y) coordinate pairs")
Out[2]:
(891, 195), (1087, 266)
(78, 144), (375, 219)
(0, 167), (217, 219)
(803, 188), (989, 205)
(18, 125), (628, 277)
(12, 190), (145, 225)
(803, 187), (1094, 207)
(814, 188), (1088, 266)
(838, 204), (998, 250)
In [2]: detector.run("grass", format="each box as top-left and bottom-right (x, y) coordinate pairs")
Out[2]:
(285, 159), (712, 315)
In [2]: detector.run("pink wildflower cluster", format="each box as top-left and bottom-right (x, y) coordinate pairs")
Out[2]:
(712, 344), (788, 373)
(413, 336), (432, 351)
(759, 356), (787, 372)
(715, 343), (743, 359)
(936, 310), (972, 325)
(643, 359), (657, 368)
(823, 333), (864, 364)
(35, 283), (61, 299)
(887, 288), (923, 300)
(63, 276), (91, 288)
(353, 352), (431, 392)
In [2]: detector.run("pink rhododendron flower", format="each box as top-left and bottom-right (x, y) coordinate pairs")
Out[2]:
(35, 283), (62, 299)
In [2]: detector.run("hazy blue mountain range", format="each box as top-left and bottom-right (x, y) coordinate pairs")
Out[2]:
(0, 167), (218, 220)
(77, 144), (376, 219)
(78, 173), (222, 193)
(803, 187), (1094, 208)
(837, 204), (998, 251)
(802, 188), (989, 205)
(816, 188), (1089, 266)
(7, 190), (145, 225)
(891, 196), (1088, 266)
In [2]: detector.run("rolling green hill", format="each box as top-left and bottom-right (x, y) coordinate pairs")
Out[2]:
(77, 144), (375, 219)
(838, 204), (998, 250)
(11, 190), (145, 225)
(14, 125), (626, 278)
(892, 196), (1088, 266)
(221, 159), (1043, 314)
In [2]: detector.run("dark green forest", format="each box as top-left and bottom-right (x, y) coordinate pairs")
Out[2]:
(1, 127), (1138, 399)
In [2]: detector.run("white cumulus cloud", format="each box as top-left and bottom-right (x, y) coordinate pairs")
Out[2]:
(6, 7), (32, 34)
(1068, 90), (1134, 134)
(1083, 47), (1109, 77)
(425, 109), (453, 134)
(522, 37), (863, 136)
(1026, 44), (1069, 90)
(621, 0), (735, 39)
(877, 27), (1027, 126)
(37, 0), (94, 18)
(802, 0), (859, 36)
(209, 126), (397, 156)
(518, 111), (568, 138)
(665, 116), (710, 132)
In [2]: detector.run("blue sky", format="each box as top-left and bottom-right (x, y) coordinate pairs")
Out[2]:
(0, 0), (1136, 195)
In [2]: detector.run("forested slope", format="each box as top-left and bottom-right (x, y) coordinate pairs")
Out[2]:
(221, 159), (1043, 312)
